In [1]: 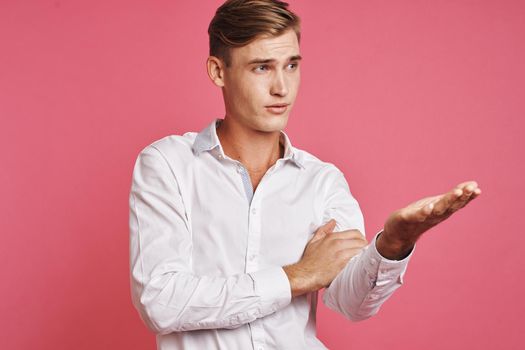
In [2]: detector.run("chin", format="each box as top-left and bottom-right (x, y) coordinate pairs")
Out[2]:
(258, 114), (289, 132)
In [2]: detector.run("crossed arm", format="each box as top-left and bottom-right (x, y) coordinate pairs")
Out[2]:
(284, 180), (482, 297)
(130, 146), (481, 332)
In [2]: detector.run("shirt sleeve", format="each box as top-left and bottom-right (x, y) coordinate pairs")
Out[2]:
(129, 145), (291, 334)
(320, 165), (415, 322)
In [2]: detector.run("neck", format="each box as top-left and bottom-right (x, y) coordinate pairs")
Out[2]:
(216, 117), (284, 174)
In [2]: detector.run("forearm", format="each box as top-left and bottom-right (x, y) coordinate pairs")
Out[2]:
(283, 263), (322, 298)
(131, 266), (291, 334)
(375, 229), (416, 260)
(130, 145), (293, 334)
(322, 230), (414, 322)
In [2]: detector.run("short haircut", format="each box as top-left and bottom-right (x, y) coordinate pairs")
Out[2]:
(208, 0), (301, 67)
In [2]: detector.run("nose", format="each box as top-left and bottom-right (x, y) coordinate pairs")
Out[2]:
(270, 70), (288, 97)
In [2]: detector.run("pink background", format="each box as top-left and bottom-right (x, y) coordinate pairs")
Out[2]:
(1, 0), (524, 349)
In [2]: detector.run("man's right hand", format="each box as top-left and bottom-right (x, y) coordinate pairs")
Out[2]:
(283, 219), (368, 297)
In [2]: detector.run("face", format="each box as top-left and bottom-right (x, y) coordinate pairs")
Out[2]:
(211, 29), (301, 134)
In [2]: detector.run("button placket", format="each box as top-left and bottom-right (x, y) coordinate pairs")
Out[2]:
(250, 318), (267, 350)
(241, 157), (261, 266)
(236, 163), (254, 203)
(246, 203), (261, 272)
(246, 196), (265, 349)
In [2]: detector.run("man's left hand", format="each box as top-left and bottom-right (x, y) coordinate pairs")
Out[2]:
(377, 181), (482, 260)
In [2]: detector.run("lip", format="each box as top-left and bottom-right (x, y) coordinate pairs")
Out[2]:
(265, 103), (290, 115)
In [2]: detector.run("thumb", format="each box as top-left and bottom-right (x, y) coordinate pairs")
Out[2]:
(310, 219), (337, 243)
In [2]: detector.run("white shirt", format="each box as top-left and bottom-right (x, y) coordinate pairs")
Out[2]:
(129, 118), (415, 350)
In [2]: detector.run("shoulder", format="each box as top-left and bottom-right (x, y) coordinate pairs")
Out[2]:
(134, 131), (199, 171)
(149, 132), (197, 156)
(141, 131), (196, 156)
(291, 146), (354, 201)
(293, 146), (343, 179)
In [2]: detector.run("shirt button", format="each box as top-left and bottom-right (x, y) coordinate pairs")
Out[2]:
(251, 208), (257, 215)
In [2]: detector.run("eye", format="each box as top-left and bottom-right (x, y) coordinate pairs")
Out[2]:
(254, 65), (269, 72)
(287, 62), (299, 70)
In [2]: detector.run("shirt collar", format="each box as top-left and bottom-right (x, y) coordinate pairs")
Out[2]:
(192, 118), (305, 170)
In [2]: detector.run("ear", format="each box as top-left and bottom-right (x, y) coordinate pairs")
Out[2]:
(206, 56), (226, 87)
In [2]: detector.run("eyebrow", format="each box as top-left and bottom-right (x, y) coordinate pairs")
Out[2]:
(247, 55), (303, 65)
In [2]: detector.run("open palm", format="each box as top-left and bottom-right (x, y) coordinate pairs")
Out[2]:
(383, 181), (482, 247)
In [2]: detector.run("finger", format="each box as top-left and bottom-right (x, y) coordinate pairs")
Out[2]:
(455, 180), (479, 191)
(338, 247), (367, 261)
(318, 219), (336, 233)
(467, 188), (482, 202)
(334, 237), (368, 249)
(407, 195), (439, 211)
(311, 219), (337, 242)
(457, 187), (475, 204)
(324, 219), (337, 233)
(471, 188), (482, 198)
(431, 189), (462, 216)
(403, 202), (434, 222)
(451, 186), (482, 211)
(461, 182), (480, 196)
(329, 229), (366, 240)
(451, 181), (481, 208)
(464, 185), (481, 198)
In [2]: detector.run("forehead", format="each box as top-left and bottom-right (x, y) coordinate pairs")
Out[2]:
(231, 29), (300, 64)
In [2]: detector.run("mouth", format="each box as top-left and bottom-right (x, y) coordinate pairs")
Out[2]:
(265, 103), (290, 115)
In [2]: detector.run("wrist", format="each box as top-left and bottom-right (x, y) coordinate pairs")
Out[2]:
(283, 263), (318, 297)
(376, 229), (415, 260)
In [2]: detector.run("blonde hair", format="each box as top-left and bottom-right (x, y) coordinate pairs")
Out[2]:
(208, 0), (301, 66)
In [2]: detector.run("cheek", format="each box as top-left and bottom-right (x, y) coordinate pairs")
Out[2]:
(242, 79), (268, 104)
(285, 78), (300, 102)
(225, 73), (270, 112)
(227, 80), (251, 108)
(291, 74), (301, 91)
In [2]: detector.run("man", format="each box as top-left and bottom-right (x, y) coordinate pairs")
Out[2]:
(129, 1), (481, 349)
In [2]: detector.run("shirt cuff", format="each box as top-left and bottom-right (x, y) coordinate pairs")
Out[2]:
(249, 267), (292, 312)
(362, 230), (415, 286)
(371, 229), (415, 262)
